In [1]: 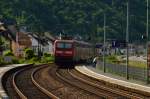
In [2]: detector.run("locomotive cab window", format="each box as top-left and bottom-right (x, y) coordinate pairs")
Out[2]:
(56, 42), (72, 49)
(65, 43), (72, 48)
(57, 43), (64, 48)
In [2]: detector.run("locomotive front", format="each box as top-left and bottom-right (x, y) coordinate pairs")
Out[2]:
(54, 40), (74, 66)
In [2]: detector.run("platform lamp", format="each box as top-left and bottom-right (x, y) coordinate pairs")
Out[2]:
(103, 13), (106, 73)
(126, 1), (129, 80)
(146, 0), (149, 84)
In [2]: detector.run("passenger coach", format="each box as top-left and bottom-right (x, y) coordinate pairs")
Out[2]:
(54, 39), (94, 67)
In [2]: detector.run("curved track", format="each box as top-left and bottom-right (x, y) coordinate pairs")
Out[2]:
(3, 64), (150, 99)
(3, 64), (56, 99)
(56, 69), (125, 99)
(68, 68), (150, 99)
(34, 64), (100, 99)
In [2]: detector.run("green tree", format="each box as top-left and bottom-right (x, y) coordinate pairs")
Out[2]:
(0, 0), (149, 42)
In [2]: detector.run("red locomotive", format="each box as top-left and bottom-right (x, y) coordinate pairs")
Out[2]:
(54, 39), (95, 68)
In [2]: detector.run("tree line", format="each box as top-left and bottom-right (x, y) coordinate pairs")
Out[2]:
(0, 0), (149, 43)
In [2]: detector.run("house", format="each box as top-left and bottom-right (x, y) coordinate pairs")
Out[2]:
(0, 18), (55, 57)
(11, 31), (55, 57)
(28, 32), (54, 56)
(11, 32), (32, 57)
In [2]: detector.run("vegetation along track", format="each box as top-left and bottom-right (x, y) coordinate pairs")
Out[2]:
(68, 68), (150, 99)
(2, 64), (52, 99)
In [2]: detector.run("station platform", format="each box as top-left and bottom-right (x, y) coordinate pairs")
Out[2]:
(0, 64), (29, 99)
(75, 65), (150, 95)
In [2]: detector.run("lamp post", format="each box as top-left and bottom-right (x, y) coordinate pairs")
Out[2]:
(146, 0), (149, 84)
(103, 13), (106, 73)
(126, 1), (129, 80)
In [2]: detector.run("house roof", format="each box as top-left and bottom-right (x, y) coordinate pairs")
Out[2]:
(28, 33), (50, 46)
(0, 28), (16, 41)
(0, 29), (16, 41)
(0, 19), (56, 45)
(44, 32), (55, 42)
(0, 19), (17, 41)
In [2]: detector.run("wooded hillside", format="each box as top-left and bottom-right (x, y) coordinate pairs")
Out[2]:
(0, 0), (149, 42)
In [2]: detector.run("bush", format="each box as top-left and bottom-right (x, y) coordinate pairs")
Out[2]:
(31, 57), (40, 61)
(26, 57), (40, 64)
(4, 50), (14, 56)
(24, 48), (35, 60)
(18, 59), (25, 63)
(41, 53), (54, 63)
(0, 57), (3, 64)
(12, 57), (20, 64)
(41, 57), (54, 63)
(43, 53), (51, 57)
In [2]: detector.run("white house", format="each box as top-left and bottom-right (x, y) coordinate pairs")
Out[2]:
(29, 33), (54, 55)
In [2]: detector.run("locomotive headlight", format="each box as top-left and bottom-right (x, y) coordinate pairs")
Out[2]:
(56, 51), (63, 54)
(65, 51), (72, 54)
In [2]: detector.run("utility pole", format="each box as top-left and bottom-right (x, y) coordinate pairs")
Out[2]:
(126, 1), (129, 80)
(103, 13), (106, 73)
(146, 0), (149, 84)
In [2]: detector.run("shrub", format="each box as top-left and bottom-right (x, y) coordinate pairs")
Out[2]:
(31, 57), (40, 61)
(41, 53), (54, 63)
(43, 53), (51, 57)
(19, 59), (25, 63)
(12, 57), (20, 64)
(26, 57), (40, 64)
(24, 48), (35, 60)
(41, 57), (54, 63)
(4, 50), (14, 56)
(0, 57), (3, 64)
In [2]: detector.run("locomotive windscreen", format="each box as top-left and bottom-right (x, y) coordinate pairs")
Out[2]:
(56, 42), (72, 49)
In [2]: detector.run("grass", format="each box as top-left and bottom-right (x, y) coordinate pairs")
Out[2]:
(128, 61), (146, 68)
(0, 55), (55, 66)
(105, 55), (119, 64)
(112, 60), (147, 68)
(101, 55), (147, 68)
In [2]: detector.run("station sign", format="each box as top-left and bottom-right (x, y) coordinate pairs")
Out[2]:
(95, 43), (103, 48)
(111, 40), (126, 48)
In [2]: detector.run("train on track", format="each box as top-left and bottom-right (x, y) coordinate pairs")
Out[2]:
(54, 39), (98, 68)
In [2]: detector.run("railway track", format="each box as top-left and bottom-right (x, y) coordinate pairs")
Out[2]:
(2, 64), (56, 99)
(68, 69), (150, 99)
(57, 69), (125, 99)
(34, 64), (101, 99)
(33, 64), (143, 99)
(3, 64), (150, 99)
